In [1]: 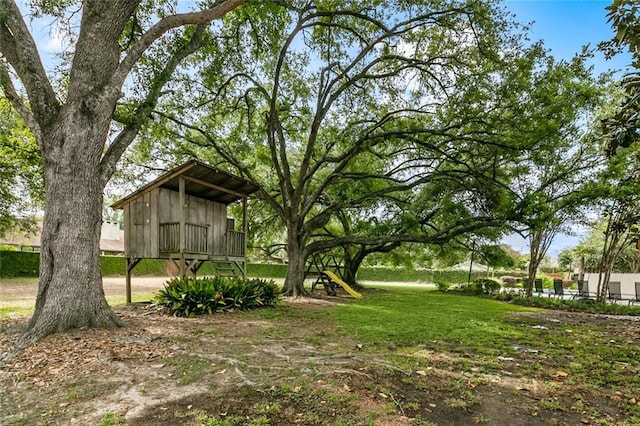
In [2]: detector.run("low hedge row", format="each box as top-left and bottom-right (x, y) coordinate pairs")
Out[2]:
(0, 250), (39, 277)
(0, 251), (290, 279)
(356, 267), (487, 283)
(0, 250), (520, 283)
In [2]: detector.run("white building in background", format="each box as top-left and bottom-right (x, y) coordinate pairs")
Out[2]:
(0, 221), (124, 255)
(582, 273), (640, 300)
(449, 261), (490, 272)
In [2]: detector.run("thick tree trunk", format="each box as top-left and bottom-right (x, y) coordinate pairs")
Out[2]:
(596, 218), (622, 303)
(282, 225), (309, 297)
(343, 248), (365, 289)
(526, 232), (542, 298)
(526, 260), (539, 298)
(597, 247), (618, 302)
(16, 131), (122, 348)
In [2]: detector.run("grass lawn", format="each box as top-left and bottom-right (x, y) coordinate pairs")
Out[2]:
(333, 285), (640, 423)
(333, 285), (538, 356)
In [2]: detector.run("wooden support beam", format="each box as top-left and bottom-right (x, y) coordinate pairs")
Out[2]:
(184, 175), (247, 199)
(192, 260), (206, 277)
(125, 257), (142, 304)
(179, 175), (186, 278)
(242, 196), (248, 278)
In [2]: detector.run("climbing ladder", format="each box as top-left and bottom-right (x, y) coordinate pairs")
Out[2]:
(211, 260), (243, 277)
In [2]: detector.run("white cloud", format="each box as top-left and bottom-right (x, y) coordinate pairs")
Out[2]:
(41, 28), (65, 53)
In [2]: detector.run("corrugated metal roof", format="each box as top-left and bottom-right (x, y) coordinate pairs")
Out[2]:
(111, 160), (260, 209)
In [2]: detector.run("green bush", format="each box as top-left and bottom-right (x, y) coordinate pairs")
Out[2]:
(154, 276), (280, 317)
(434, 280), (451, 292)
(494, 293), (640, 316)
(0, 251), (40, 277)
(247, 263), (287, 279)
(357, 267), (487, 283)
(538, 274), (554, 289)
(470, 278), (502, 295)
(100, 256), (126, 276)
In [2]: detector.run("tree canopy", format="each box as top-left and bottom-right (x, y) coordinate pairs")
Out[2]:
(136, 0), (541, 295)
(502, 48), (608, 296)
(0, 98), (42, 236)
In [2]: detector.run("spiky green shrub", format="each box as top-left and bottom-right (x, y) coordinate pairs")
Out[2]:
(155, 276), (280, 317)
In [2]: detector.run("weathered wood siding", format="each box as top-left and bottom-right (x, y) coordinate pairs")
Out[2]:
(124, 187), (229, 258)
(123, 191), (152, 258)
(211, 201), (227, 255)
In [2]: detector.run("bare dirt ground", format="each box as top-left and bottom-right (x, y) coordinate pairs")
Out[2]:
(1, 285), (639, 425)
(0, 277), (425, 309)
(0, 276), (174, 309)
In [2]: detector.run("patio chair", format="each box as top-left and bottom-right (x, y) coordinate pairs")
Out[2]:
(552, 279), (564, 298)
(534, 278), (544, 295)
(608, 281), (622, 303)
(630, 282), (640, 306)
(573, 280), (591, 299)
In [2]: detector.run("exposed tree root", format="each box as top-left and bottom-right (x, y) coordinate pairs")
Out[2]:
(3, 310), (124, 362)
(332, 368), (373, 378)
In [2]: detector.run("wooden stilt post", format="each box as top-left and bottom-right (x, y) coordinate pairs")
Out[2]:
(179, 175), (186, 279)
(191, 260), (206, 277)
(242, 196), (248, 278)
(125, 257), (132, 304)
(125, 257), (141, 304)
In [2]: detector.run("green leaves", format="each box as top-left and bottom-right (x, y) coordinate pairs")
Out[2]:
(0, 99), (42, 237)
(154, 276), (281, 317)
(601, 0), (640, 154)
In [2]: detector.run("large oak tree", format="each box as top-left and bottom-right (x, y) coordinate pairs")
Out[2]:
(147, 0), (531, 296)
(0, 0), (244, 348)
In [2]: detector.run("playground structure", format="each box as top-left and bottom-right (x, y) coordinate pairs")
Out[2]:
(111, 160), (259, 303)
(305, 252), (362, 299)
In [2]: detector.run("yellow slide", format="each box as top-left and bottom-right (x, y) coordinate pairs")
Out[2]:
(322, 270), (363, 299)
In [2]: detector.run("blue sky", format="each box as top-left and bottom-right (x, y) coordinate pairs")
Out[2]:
(502, 0), (629, 257)
(26, 1), (630, 74)
(505, 0), (631, 74)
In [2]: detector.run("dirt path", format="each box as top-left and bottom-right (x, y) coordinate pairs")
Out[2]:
(0, 276), (172, 308)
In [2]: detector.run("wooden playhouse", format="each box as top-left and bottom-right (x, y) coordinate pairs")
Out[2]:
(111, 160), (259, 303)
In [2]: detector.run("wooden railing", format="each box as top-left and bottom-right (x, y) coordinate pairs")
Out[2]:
(159, 223), (180, 252)
(186, 223), (209, 253)
(160, 222), (209, 254)
(227, 230), (245, 257)
(159, 222), (244, 256)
